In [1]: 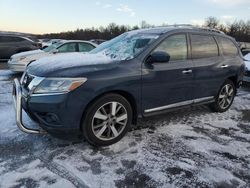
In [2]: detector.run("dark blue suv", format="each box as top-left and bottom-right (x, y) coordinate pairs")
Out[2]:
(13, 26), (245, 146)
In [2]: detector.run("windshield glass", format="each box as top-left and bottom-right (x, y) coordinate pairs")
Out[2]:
(42, 42), (64, 52)
(90, 32), (159, 60)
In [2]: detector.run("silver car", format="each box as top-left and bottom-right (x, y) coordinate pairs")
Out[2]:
(243, 52), (250, 83)
(8, 40), (97, 72)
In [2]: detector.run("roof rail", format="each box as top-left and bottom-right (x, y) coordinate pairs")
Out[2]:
(164, 24), (225, 34)
(197, 27), (225, 34)
(166, 24), (194, 27)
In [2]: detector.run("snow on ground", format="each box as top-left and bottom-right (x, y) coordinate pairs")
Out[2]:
(0, 69), (250, 188)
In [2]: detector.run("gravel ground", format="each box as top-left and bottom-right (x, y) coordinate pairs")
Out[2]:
(0, 68), (249, 188)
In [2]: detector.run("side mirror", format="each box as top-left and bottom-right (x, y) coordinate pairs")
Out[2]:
(41, 46), (48, 50)
(147, 51), (170, 63)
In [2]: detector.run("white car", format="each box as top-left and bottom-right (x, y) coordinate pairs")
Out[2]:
(8, 40), (97, 72)
(41, 39), (63, 49)
(243, 52), (250, 83)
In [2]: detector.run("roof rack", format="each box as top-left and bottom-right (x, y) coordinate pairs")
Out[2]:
(196, 27), (225, 34)
(163, 24), (225, 34)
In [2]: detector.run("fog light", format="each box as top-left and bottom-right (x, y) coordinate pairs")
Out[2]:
(45, 113), (59, 123)
(36, 112), (60, 124)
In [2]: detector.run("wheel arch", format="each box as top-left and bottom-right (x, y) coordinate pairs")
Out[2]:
(227, 75), (238, 88)
(80, 90), (138, 131)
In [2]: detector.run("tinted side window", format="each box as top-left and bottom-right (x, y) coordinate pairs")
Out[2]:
(0, 36), (25, 42)
(78, 43), (95, 52)
(57, 43), (77, 52)
(191, 34), (218, 59)
(217, 37), (238, 56)
(12, 37), (25, 42)
(0, 36), (14, 42)
(153, 34), (187, 61)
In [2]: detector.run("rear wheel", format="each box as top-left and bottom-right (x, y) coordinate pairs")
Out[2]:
(210, 79), (236, 112)
(82, 94), (132, 146)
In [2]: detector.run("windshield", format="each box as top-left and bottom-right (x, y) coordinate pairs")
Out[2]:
(42, 42), (64, 52)
(90, 32), (159, 60)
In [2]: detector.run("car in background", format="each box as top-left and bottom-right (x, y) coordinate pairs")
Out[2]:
(40, 39), (63, 49)
(0, 34), (40, 60)
(8, 40), (97, 72)
(90, 39), (107, 45)
(239, 42), (250, 56)
(243, 52), (250, 84)
(9, 39), (64, 62)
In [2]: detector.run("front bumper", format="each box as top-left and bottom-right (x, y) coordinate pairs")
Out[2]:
(12, 78), (46, 134)
(12, 78), (84, 134)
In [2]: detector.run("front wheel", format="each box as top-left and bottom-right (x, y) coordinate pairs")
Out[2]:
(82, 94), (132, 146)
(210, 79), (236, 112)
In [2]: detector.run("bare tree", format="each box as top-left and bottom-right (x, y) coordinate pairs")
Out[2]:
(38, 18), (250, 42)
(204, 17), (220, 29)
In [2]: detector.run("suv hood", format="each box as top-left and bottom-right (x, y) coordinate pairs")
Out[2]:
(27, 52), (116, 77)
(12, 49), (43, 59)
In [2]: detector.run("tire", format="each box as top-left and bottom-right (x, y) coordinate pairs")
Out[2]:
(210, 79), (236, 112)
(81, 94), (132, 146)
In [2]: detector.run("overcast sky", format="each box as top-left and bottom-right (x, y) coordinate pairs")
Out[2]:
(0, 0), (249, 34)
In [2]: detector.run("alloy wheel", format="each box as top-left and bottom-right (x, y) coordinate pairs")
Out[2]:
(218, 84), (234, 109)
(91, 102), (128, 141)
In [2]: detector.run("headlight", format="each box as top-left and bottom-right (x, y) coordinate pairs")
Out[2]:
(34, 78), (87, 94)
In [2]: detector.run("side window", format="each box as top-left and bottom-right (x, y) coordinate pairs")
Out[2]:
(57, 43), (77, 53)
(12, 37), (25, 42)
(191, 34), (218, 59)
(153, 34), (187, 61)
(0, 36), (14, 43)
(217, 37), (238, 56)
(78, 43), (95, 52)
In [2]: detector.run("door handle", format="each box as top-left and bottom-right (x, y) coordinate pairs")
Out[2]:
(182, 69), (192, 74)
(221, 64), (229, 68)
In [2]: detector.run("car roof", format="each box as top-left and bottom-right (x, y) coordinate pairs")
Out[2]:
(129, 25), (230, 38)
(61, 40), (98, 47)
(0, 34), (36, 42)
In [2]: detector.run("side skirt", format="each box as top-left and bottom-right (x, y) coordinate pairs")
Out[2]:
(143, 96), (215, 117)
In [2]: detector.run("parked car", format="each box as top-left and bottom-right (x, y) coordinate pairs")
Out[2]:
(40, 39), (63, 49)
(0, 34), (40, 60)
(8, 40), (97, 72)
(90, 39), (107, 45)
(239, 42), (250, 56)
(13, 26), (245, 146)
(243, 52), (250, 84)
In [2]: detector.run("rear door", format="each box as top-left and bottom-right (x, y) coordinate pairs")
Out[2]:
(142, 33), (195, 113)
(190, 33), (225, 99)
(78, 42), (96, 52)
(215, 36), (240, 79)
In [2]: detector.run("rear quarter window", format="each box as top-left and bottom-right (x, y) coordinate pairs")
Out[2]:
(190, 34), (219, 59)
(78, 42), (95, 52)
(217, 37), (238, 56)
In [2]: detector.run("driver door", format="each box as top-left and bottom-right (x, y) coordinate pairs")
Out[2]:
(142, 33), (195, 114)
